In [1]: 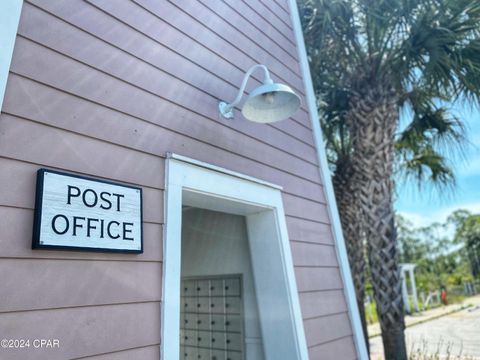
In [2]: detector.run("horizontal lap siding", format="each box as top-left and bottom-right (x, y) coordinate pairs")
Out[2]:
(299, 290), (348, 320)
(291, 241), (338, 267)
(77, 346), (161, 360)
(0, 114), (165, 190)
(0, 258), (162, 312)
(0, 303), (160, 360)
(304, 313), (353, 347)
(296, 267), (345, 292)
(0, 0), (356, 358)
(309, 336), (357, 360)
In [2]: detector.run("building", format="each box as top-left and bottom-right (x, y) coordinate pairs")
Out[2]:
(0, 1), (367, 359)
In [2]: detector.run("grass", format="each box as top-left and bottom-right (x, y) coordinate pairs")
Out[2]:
(408, 338), (476, 360)
(365, 300), (378, 323)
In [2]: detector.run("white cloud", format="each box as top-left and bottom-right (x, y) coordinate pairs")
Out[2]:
(400, 202), (480, 242)
(434, 201), (480, 220)
(397, 211), (434, 228)
(399, 201), (480, 229)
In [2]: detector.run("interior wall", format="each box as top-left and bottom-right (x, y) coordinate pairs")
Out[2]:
(181, 207), (265, 360)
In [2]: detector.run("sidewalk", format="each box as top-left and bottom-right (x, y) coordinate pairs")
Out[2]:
(368, 295), (480, 338)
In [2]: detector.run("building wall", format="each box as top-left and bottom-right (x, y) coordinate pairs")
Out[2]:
(0, 0), (356, 359)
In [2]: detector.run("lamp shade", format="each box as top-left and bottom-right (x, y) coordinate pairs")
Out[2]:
(242, 82), (301, 123)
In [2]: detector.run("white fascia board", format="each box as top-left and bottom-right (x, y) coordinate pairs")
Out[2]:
(167, 156), (281, 208)
(287, 1), (369, 359)
(167, 152), (283, 190)
(0, 0), (23, 111)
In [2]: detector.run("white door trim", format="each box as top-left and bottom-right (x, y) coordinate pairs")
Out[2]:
(287, 1), (369, 359)
(162, 155), (309, 360)
(0, 0), (23, 112)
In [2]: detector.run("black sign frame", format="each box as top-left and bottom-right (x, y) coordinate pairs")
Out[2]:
(32, 168), (144, 254)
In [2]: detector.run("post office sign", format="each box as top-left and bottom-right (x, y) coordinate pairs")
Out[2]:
(32, 169), (143, 253)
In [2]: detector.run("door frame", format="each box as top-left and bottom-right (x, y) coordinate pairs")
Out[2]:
(0, 0), (23, 112)
(161, 153), (309, 360)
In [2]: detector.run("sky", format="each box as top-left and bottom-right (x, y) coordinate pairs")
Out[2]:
(395, 105), (480, 230)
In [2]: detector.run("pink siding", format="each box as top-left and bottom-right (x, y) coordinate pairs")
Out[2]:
(299, 290), (348, 319)
(309, 336), (357, 360)
(79, 346), (161, 360)
(0, 0), (357, 359)
(304, 313), (353, 347)
(0, 259), (162, 312)
(0, 303), (160, 360)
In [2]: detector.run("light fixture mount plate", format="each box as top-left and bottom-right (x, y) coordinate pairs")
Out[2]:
(218, 101), (234, 119)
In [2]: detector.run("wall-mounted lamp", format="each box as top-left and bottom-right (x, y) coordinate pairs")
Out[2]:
(219, 64), (301, 123)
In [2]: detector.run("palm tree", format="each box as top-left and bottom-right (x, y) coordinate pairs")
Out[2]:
(323, 113), (370, 350)
(321, 92), (464, 354)
(299, 0), (480, 358)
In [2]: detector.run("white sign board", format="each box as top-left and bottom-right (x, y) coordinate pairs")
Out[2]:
(33, 169), (143, 253)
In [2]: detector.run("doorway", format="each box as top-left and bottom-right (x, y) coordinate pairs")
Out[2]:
(180, 208), (264, 360)
(162, 154), (308, 360)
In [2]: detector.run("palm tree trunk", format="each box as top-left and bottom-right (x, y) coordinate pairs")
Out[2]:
(347, 85), (407, 360)
(333, 158), (370, 354)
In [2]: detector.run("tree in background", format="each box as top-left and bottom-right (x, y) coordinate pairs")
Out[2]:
(449, 210), (480, 277)
(299, 0), (480, 358)
(397, 213), (477, 293)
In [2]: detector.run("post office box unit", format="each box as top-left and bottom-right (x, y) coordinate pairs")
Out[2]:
(196, 296), (210, 313)
(211, 349), (227, 360)
(210, 314), (226, 332)
(182, 280), (196, 297)
(225, 297), (241, 315)
(183, 313), (197, 330)
(196, 330), (212, 348)
(209, 279), (224, 297)
(210, 296), (225, 314)
(182, 346), (196, 359)
(197, 347), (211, 360)
(224, 278), (241, 296)
(210, 331), (226, 351)
(195, 279), (210, 297)
(226, 351), (243, 360)
(182, 329), (197, 347)
(197, 313), (210, 331)
(185, 297), (199, 313)
(225, 333), (242, 352)
(225, 314), (241, 333)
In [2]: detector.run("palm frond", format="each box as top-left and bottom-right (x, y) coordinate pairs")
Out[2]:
(396, 144), (456, 191)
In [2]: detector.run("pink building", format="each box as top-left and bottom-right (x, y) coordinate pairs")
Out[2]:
(0, 1), (367, 359)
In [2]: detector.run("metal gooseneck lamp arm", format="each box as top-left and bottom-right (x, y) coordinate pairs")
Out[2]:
(219, 64), (273, 119)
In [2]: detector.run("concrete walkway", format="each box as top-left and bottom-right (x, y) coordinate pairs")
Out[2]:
(368, 296), (479, 338)
(369, 295), (480, 359)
